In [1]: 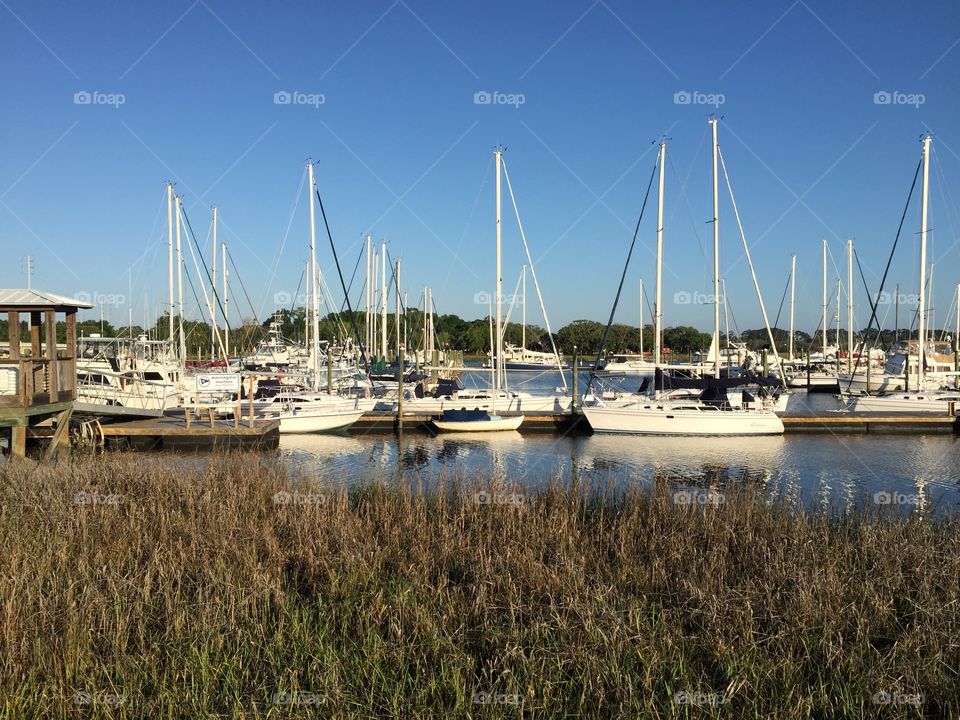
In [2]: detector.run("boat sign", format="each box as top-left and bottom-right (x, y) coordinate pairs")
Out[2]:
(195, 373), (241, 392)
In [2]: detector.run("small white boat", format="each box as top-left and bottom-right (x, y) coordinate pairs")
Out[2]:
(431, 409), (524, 433)
(261, 405), (365, 434)
(844, 391), (960, 415)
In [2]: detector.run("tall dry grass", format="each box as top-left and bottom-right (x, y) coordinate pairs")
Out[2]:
(0, 452), (957, 718)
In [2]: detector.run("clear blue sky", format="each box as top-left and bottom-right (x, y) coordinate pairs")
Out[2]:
(2, 0), (959, 338)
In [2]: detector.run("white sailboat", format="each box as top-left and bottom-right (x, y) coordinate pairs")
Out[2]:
(433, 148), (524, 433)
(846, 135), (960, 416)
(583, 127), (784, 436)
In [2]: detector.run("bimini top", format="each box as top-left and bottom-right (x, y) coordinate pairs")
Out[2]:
(0, 289), (94, 311)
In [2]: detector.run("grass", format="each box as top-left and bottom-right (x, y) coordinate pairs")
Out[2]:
(0, 451), (957, 718)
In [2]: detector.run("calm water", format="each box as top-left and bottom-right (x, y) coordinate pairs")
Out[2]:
(280, 369), (960, 516)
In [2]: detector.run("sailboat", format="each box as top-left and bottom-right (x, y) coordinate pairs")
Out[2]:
(846, 135), (960, 415)
(583, 125), (784, 436)
(433, 148), (524, 433)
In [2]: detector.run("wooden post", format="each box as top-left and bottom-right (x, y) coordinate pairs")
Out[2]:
(45, 309), (58, 399)
(11, 424), (26, 457)
(396, 350), (404, 434)
(65, 310), (77, 397)
(44, 406), (73, 462)
(8, 311), (20, 360)
(30, 312), (41, 358)
(248, 375), (255, 427)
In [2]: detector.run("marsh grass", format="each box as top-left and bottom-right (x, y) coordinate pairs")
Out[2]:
(0, 452), (957, 718)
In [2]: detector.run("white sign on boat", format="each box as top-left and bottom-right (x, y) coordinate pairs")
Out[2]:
(195, 373), (241, 392)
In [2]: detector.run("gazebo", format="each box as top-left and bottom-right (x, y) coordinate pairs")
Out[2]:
(0, 289), (94, 457)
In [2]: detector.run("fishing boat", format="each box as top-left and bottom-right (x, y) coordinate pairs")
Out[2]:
(432, 148), (524, 432)
(583, 125), (784, 436)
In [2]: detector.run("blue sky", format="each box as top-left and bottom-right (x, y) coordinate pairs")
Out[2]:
(2, 0), (959, 338)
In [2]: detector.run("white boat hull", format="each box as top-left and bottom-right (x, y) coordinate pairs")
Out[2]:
(583, 403), (784, 436)
(845, 392), (960, 414)
(404, 393), (570, 414)
(273, 408), (365, 434)
(431, 414), (524, 432)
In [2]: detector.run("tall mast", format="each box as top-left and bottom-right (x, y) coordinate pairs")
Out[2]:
(895, 282), (900, 346)
(365, 235), (372, 359)
(955, 283), (959, 356)
(846, 239), (853, 375)
(710, 119), (720, 379)
(175, 195), (185, 363)
(655, 139), (665, 367)
(821, 240), (827, 359)
(639, 278), (644, 359)
(789, 254), (796, 361)
(835, 279), (840, 348)
(521, 264), (526, 350)
(918, 134), (931, 389)
(495, 148), (503, 392)
(307, 161), (320, 389)
(394, 258), (401, 363)
(222, 242), (228, 358)
(211, 206), (217, 361)
(380, 240), (387, 360)
(167, 183), (174, 346)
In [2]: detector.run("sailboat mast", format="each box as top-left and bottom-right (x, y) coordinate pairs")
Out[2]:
(655, 140), (665, 367)
(521, 264), (526, 351)
(222, 242), (228, 358)
(495, 148), (503, 393)
(395, 259), (401, 363)
(846, 239), (853, 375)
(789, 254), (796, 361)
(365, 235), (372, 358)
(710, 119), (720, 379)
(211, 206), (217, 361)
(381, 240), (387, 360)
(175, 195), (185, 363)
(639, 278), (644, 359)
(822, 240), (827, 359)
(918, 134), (931, 389)
(166, 183), (174, 347)
(307, 161), (320, 389)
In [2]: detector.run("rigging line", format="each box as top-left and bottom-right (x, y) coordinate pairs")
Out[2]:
(771, 271), (792, 333)
(289, 266), (305, 315)
(339, 245), (365, 314)
(179, 203), (228, 329)
(666, 136), (707, 264)
(268, 168), (307, 312)
(314, 183), (369, 373)
(843, 156), (922, 391)
(853, 249), (887, 353)
(501, 157), (567, 388)
(182, 221), (228, 358)
(588, 151), (660, 390)
(226, 246), (263, 334)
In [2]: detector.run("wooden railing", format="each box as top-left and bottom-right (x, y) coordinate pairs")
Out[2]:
(0, 358), (76, 407)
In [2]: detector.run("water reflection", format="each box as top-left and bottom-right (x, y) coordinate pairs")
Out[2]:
(279, 432), (960, 516)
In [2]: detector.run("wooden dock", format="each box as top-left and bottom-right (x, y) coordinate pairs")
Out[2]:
(27, 411), (280, 451)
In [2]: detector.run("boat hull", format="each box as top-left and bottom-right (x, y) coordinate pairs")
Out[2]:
(273, 409), (365, 434)
(845, 393), (960, 414)
(582, 404), (784, 436)
(431, 414), (525, 432)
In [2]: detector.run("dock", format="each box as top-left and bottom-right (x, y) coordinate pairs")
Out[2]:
(26, 411), (280, 451)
